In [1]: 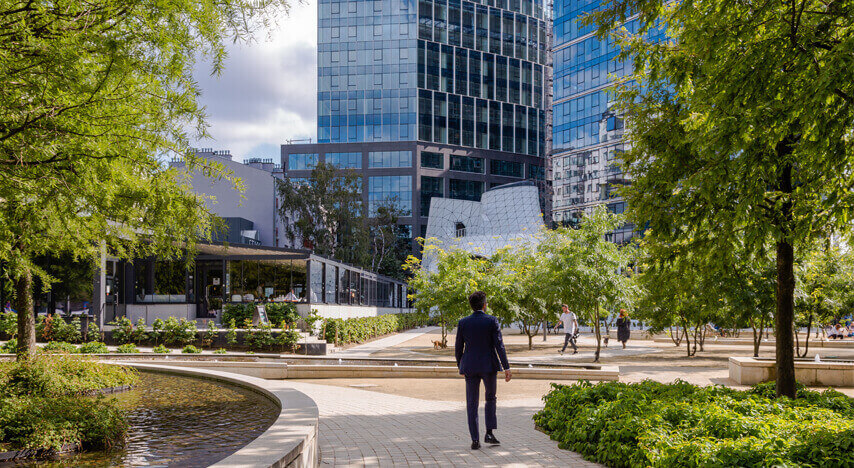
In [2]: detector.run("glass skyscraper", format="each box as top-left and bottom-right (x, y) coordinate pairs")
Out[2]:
(317, 0), (549, 157)
(286, 0), (550, 251)
(549, 0), (665, 242)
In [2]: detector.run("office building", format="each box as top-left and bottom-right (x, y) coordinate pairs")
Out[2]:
(282, 0), (551, 248)
(549, 0), (664, 242)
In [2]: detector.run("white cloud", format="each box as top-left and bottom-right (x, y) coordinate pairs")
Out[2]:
(192, 1), (318, 161)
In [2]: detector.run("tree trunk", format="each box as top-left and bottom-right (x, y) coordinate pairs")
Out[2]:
(776, 238), (797, 398)
(528, 332), (533, 350)
(14, 269), (36, 360)
(796, 314), (812, 358)
(593, 304), (602, 362)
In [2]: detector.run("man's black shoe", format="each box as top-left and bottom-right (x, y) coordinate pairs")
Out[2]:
(471, 441), (481, 450)
(484, 433), (500, 445)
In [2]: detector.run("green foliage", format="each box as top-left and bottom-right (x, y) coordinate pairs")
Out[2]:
(114, 344), (140, 354)
(131, 318), (148, 344)
(277, 329), (301, 351)
(225, 319), (238, 346)
(87, 322), (101, 342)
(213, 348), (227, 354)
(78, 342), (109, 354)
(181, 345), (202, 354)
(265, 303), (300, 328)
(0, 312), (16, 338)
(162, 317), (197, 346)
(0, 357), (136, 452)
(222, 303), (254, 327)
(152, 344), (171, 354)
(201, 320), (218, 348)
(150, 319), (165, 345)
(36, 315), (82, 344)
(40, 341), (78, 354)
(108, 317), (135, 345)
(1, 339), (18, 354)
(322, 313), (427, 344)
(534, 380), (854, 468)
(245, 323), (276, 350)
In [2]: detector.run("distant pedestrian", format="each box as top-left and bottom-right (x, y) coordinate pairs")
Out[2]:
(558, 304), (578, 355)
(616, 309), (631, 349)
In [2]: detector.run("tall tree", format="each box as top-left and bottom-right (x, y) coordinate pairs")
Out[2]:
(540, 208), (636, 362)
(0, 0), (288, 359)
(594, 0), (854, 397)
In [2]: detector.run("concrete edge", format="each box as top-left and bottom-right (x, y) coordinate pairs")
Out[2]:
(114, 362), (319, 468)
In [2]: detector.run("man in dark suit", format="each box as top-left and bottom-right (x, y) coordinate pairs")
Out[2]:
(455, 291), (512, 450)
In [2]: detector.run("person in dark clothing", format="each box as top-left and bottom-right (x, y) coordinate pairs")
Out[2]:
(455, 291), (512, 450)
(616, 309), (631, 349)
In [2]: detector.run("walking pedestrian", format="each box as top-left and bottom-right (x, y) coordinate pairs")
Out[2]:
(616, 309), (631, 349)
(558, 304), (578, 355)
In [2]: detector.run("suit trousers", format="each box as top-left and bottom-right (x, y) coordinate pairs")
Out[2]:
(464, 372), (497, 442)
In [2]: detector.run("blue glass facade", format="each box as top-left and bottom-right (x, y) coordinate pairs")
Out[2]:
(317, 0), (549, 157)
(550, 0), (665, 242)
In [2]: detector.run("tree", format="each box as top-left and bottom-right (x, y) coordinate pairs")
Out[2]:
(594, 0), (854, 397)
(405, 243), (491, 347)
(278, 163), (411, 279)
(0, 0), (288, 360)
(794, 240), (851, 356)
(540, 208), (636, 362)
(278, 162), (368, 265)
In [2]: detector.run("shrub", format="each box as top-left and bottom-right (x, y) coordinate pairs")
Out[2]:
(0, 356), (137, 453)
(40, 341), (78, 354)
(245, 323), (276, 350)
(322, 312), (426, 344)
(150, 318), (165, 344)
(533, 380), (854, 468)
(266, 302), (300, 327)
(37, 315), (80, 342)
(201, 320), (218, 348)
(86, 322), (101, 342)
(0, 311), (16, 338)
(131, 318), (148, 344)
(1, 338), (17, 354)
(181, 345), (202, 354)
(277, 329), (301, 351)
(162, 317), (197, 346)
(213, 348), (227, 354)
(225, 319), (238, 346)
(78, 341), (109, 354)
(108, 317), (134, 344)
(152, 344), (170, 353)
(222, 303), (254, 327)
(115, 343), (140, 354)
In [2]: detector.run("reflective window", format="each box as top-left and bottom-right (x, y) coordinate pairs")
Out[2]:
(287, 153), (318, 171)
(368, 151), (413, 168)
(369, 175), (413, 215)
(421, 151), (444, 169)
(490, 159), (523, 177)
(326, 152), (362, 169)
(421, 176), (444, 216)
(449, 178), (483, 201)
(450, 155), (483, 173)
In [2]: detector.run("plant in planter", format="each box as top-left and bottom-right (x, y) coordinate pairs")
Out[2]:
(152, 344), (171, 353)
(41, 341), (78, 354)
(277, 329), (301, 352)
(151, 318), (165, 344)
(115, 343), (140, 353)
(181, 345), (202, 354)
(213, 348), (227, 354)
(131, 318), (148, 344)
(108, 317), (134, 344)
(78, 341), (109, 354)
(201, 320), (218, 348)
(226, 319), (238, 347)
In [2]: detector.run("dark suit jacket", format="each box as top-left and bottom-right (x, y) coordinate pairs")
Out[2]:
(455, 310), (511, 375)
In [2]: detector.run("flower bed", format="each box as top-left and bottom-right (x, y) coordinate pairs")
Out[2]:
(534, 380), (854, 467)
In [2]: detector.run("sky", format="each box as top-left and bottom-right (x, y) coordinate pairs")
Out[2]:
(191, 2), (318, 162)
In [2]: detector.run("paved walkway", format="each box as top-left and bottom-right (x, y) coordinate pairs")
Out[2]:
(334, 326), (442, 358)
(284, 380), (599, 467)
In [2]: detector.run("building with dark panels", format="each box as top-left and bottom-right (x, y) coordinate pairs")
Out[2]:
(281, 141), (545, 248)
(549, 0), (665, 242)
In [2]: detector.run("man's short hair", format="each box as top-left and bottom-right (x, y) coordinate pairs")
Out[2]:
(562, 304), (569, 309)
(469, 291), (487, 311)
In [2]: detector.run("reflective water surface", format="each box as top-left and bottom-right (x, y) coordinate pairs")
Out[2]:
(8, 372), (278, 468)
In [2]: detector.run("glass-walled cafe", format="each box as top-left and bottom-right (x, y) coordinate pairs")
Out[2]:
(103, 243), (410, 324)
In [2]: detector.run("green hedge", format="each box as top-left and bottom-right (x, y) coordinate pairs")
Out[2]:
(323, 312), (427, 344)
(534, 380), (854, 468)
(222, 302), (300, 328)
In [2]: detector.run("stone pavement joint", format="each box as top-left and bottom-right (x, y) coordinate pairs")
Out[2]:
(282, 380), (600, 467)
